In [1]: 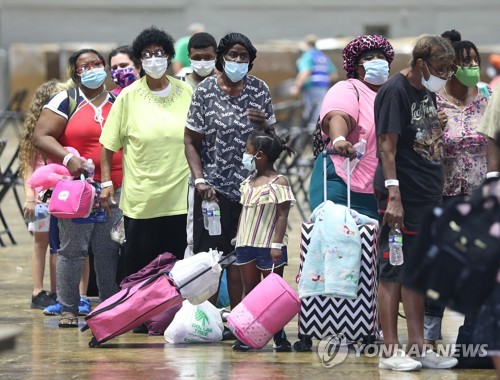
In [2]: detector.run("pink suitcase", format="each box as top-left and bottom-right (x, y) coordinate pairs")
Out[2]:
(82, 273), (182, 347)
(227, 273), (301, 349)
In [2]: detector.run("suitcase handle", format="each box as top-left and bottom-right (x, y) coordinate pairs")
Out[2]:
(322, 149), (350, 211)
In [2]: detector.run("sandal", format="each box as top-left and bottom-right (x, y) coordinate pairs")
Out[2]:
(58, 315), (79, 328)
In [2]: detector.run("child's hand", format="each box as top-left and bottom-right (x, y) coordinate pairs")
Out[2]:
(270, 248), (282, 263)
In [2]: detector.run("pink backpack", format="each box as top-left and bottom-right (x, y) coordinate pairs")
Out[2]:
(48, 179), (95, 219)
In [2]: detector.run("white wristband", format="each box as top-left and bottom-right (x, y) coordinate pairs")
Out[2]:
(271, 243), (284, 249)
(385, 179), (400, 188)
(100, 181), (113, 188)
(332, 136), (346, 147)
(194, 178), (206, 185)
(62, 153), (74, 167)
(486, 171), (500, 179)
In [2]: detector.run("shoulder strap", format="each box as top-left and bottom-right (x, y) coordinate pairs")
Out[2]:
(66, 87), (79, 120)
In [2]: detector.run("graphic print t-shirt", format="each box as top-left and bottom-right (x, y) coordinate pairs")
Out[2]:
(373, 73), (444, 202)
(186, 75), (276, 202)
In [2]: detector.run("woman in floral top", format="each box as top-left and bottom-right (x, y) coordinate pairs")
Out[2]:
(425, 29), (491, 350)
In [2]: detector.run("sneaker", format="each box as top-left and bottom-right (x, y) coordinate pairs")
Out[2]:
(78, 297), (91, 316)
(414, 349), (458, 369)
(31, 290), (57, 309)
(232, 340), (250, 352)
(222, 326), (237, 341)
(43, 302), (62, 315)
(273, 330), (292, 352)
(379, 349), (422, 371)
(219, 309), (230, 323)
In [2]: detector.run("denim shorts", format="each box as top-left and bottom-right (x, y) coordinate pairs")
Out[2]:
(235, 246), (288, 271)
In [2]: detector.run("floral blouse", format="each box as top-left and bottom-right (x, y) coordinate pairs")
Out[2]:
(436, 88), (490, 196)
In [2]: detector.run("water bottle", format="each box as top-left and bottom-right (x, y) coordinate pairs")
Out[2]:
(201, 200), (209, 230)
(206, 201), (221, 236)
(341, 139), (366, 174)
(389, 223), (404, 266)
(82, 158), (95, 181)
(110, 216), (126, 244)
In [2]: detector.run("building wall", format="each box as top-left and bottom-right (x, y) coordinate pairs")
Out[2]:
(1, 0), (499, 108)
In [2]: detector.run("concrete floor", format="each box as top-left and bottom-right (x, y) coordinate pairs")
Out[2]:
(0, 123), (497, 379)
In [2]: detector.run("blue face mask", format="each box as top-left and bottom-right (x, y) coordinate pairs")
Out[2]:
(242, 153), (256, 171)
(362, 59), (389, 85)
(224, 59), (248, 82)
(80, 67), (107, 89)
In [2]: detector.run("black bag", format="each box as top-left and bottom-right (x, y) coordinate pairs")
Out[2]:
(402, 178), (500, 315)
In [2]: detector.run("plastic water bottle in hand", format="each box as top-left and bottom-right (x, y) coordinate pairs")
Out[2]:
(341, 139), (366, 174)
(389, 223), (404, 266)
(82, 158), (95, 181)
(202, 200), (209, 230)
(206, 201), (221, 236)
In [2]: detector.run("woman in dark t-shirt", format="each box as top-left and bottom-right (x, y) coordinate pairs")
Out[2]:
(374, 35), (457, 372)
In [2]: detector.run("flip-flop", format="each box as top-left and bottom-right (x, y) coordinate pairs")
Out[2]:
(58, 315), (78, 328)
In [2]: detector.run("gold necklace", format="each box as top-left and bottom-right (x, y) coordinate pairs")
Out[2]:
(443, 86), (468, 105)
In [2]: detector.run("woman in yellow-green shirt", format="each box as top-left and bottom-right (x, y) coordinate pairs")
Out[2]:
(100, 26), (193, 279)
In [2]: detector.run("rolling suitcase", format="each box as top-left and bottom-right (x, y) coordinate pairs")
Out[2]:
(294, 149), (379, 351)
(82, 251), (235, 347)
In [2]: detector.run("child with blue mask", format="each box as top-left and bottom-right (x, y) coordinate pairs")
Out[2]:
(233, 128), (296, 352)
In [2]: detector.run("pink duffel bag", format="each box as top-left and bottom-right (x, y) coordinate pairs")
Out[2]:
(48, 179), (95, 219)
(227, 273), (301, 349)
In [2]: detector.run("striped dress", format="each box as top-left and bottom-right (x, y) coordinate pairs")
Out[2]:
(236, 175), (296, 248)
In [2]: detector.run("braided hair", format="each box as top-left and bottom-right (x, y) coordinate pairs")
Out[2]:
(248, 127), (294, 165)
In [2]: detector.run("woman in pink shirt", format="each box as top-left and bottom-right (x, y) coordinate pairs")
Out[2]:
(309, 35), (394, 218)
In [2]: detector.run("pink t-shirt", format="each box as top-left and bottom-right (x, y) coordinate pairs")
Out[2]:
(319, 79), (378, 193)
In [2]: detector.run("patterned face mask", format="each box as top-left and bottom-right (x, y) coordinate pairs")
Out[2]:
(111, 67), (137, 89)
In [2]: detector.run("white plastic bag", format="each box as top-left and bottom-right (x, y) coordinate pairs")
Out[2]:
(169, 249), (222, 304)
(164, 300), (224, 343)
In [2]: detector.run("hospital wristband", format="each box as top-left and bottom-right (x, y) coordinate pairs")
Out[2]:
(486, 171), (500, 179)
(194, 178), (206, 185)
(332, 136), (346, 147)
(384, 179), (400, 188)
(62, 153), (74, 167)
(271, 243), (284, 249)
(100, 181), (113, 188)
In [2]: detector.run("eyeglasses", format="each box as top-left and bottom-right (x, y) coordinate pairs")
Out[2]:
(225, 51), (250, 62)
(141, 49), (166, 59)
(426, 61), (454, 79)
(76, 60), (104, 75)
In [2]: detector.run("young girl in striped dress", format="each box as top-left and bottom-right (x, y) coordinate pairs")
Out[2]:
(233, 128), (295, 352)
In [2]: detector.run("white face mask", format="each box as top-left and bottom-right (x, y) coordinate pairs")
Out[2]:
(421, 62), (447, 93)
(142, 57), (169, 79)
(191, 59), (216, 77)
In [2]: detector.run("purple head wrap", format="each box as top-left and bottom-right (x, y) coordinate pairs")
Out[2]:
(343, 35), (395, 79)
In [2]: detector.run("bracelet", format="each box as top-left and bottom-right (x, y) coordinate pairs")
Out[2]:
(486, 171), (500, 179)
(385, 179), (400, 188)
(332, 136), (346, 147)
(194, 178), (206, 185)
(100, 181), (113, 188)
(25, 200), (35, 203)
(271, 242), (284, 249)
(62, 153), (74, 167)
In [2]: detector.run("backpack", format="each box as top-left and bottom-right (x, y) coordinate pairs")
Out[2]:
(312, 81), (360, 158)
(66, 87), (116, 120)
(402, 178), (500, 315)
